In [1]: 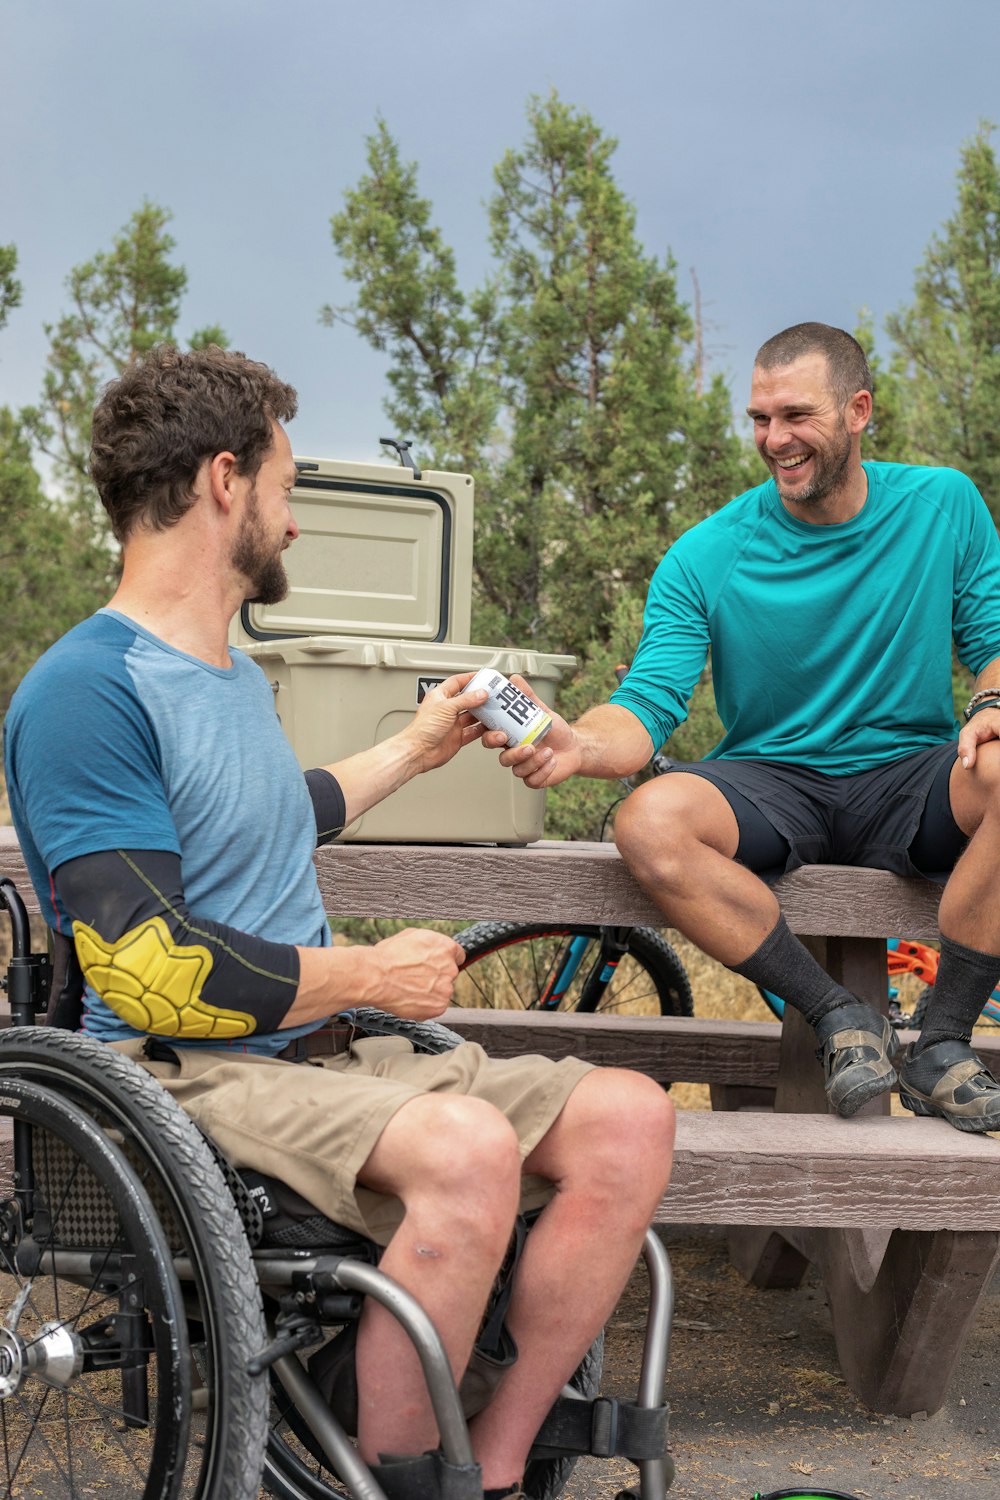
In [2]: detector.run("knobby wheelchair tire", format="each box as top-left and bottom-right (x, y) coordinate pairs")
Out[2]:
(0, 1029), (269, 1500)
(453, 922), (694, 1018)
(0, 1074), (189, 1500)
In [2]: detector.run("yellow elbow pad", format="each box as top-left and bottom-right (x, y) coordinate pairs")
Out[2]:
(73, 916), (257, 1039)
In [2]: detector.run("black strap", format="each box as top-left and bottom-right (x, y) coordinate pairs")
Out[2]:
(45, 930), (84, 1030)
(530, 1395), (670, 1462)
(477, 1214), (527, 1357)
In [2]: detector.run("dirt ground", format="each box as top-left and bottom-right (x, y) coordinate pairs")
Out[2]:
(562, 1223), (1000, 1500)
(558, 942), (1000, 1500)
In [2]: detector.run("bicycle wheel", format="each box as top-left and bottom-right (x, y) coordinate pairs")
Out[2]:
(0, 1075), (189, 1500)
(453, 922), (694, 1017)
(0, 1029), (269, 1500)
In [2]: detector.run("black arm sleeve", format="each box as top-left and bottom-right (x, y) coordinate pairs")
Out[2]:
(304, 769), (347, 846)
(54, 849), (301, 1039)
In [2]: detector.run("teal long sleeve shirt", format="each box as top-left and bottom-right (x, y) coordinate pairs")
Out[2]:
(610, 463), (1000, 776)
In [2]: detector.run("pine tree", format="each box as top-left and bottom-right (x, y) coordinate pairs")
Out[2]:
(22, 201), (227, 521)
(327, 100), (749, 832)
(884, 122), (1000, 512)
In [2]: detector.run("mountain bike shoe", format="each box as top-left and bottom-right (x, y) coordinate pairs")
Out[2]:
(813, 1001), (900, 1117)
(898, 1038), (1000, 1132)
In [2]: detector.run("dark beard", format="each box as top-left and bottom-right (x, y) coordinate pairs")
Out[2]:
(245, 554), (289, 606)
(232, 489), (290, 605)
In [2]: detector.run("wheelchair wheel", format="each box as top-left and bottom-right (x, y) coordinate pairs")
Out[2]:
(453, 922), (694, 1017)
(0, 1074), (189, 1499)
(0, 1029), (269, 1500)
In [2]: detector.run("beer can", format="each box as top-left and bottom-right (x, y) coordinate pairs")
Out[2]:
(466, 668), (553, 747)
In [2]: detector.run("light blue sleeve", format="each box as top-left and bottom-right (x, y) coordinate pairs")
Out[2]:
(609, 536), (712, 753)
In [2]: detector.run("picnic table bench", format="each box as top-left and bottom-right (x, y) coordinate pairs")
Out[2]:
(2, 828), (998, 1418)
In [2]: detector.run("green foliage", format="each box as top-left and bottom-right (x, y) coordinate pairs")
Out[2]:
(3, 212), (228, 716)
(854, 308), (913, 464)
(327, 96), (748, 835)
(325, 119), (501, 470)
(0, 244), (22, 334)
(881, 122), (1000, 512)
(0, 407), (111, 714)
(22, 201), (228, 519)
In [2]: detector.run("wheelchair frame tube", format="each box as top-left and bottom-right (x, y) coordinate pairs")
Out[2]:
(637, 1228), (674, 1500)
(271, 1351), (391, 1500)
(327, 1258), (476, 1467)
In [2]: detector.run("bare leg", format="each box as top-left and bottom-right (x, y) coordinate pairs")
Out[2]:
(613, 772), (778, 963)
(616, 772), (898, 1114)
(467, 1070), (675, 1489)
(940, 747), (1000, 952)
(353, 1094), (522, 1461)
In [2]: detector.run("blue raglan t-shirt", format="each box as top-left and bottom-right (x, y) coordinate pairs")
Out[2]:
(610, 463), (1000, 775)
(4, 609), (332, 1052)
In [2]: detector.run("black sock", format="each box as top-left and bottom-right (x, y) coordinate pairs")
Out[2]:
(484, 1487), (522, 1499)
(913, 933), (1000, 1053)
(730, 914), (859, 1026)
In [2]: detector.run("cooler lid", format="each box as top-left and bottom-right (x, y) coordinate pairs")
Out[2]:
(238, 457), (474, 644)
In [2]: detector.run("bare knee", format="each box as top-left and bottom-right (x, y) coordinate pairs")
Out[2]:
(614, 775), (738, 888)
(955, 741), (1000, 836)
(534, 1071), (675, 1231)
(399, 1097), (522, 1246)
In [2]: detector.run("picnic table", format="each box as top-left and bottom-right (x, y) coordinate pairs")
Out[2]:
(2, 827), (998, 1418)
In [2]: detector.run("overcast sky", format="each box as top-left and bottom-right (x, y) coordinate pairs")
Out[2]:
(2, 0), (999, 469)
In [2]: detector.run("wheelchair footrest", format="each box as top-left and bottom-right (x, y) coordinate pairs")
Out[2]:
(373, 1450), (482, 1500)
(530, 1395), (670, 1462)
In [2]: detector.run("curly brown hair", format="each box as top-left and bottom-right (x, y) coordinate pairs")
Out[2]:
(90, 344), (298, 543)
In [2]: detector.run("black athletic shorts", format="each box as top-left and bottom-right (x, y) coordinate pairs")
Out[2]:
(668, 741), (965, 886)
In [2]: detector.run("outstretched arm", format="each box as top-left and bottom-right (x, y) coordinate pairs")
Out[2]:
(481, 678), (654, 789)
(320, 671), (487, 822)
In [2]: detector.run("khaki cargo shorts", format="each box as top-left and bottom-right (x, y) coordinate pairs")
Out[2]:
(112, 1032), (593, 1244)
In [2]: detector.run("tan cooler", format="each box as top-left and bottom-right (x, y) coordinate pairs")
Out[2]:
(231, 455), (475, 648)
(232, 453), (575, 843)
(245, 638), (573, 843)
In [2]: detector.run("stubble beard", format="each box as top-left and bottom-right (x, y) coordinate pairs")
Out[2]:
(773, 423), (853, 507)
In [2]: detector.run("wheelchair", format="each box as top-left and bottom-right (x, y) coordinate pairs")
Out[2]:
(0, 876), (675, 1500)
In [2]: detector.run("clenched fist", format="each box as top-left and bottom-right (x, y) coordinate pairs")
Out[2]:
(366, 928), (467, 1019)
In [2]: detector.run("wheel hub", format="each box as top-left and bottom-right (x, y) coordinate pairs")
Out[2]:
(0, 1320), (83, 1397)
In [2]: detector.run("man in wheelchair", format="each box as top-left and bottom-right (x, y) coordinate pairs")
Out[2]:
(4, 345), (676, 1500)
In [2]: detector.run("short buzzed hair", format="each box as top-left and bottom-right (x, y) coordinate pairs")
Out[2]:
(91, 344), (298, 544)
(754, 323), (873, 406)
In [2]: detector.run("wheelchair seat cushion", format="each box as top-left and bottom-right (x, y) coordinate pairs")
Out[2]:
(238, 1167), (378, 1251)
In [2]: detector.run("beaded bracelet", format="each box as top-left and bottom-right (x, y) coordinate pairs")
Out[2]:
(965, 686), (1000, 711)
(964, 696), (1000, 721)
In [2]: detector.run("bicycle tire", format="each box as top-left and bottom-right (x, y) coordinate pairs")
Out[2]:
(0, 1074), (189, 1500)
(453, 922), (694, 1017)
(0, 1028), (269, 1500)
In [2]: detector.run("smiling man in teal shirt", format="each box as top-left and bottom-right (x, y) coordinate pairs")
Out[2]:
(495, 322), (1000, 1132)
